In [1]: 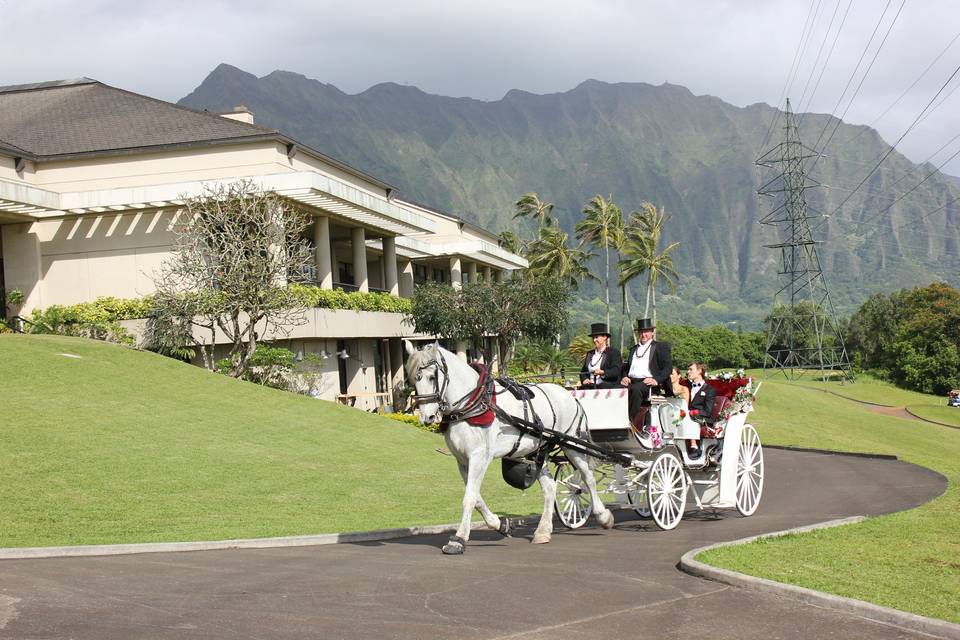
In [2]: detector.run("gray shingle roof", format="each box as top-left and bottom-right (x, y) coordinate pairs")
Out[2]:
(0, 79), (277, 158)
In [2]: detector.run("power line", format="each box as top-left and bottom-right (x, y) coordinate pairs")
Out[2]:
(839, 28), (960, 148)
(809, 0), (906, 173)
(757, 0), (822, 156)
(798, 0), (852, 122)
(821, 58), (960, 223)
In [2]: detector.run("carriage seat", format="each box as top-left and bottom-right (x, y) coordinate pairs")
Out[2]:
(700, 396), (729, 438)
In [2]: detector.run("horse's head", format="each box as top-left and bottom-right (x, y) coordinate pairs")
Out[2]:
(405, 340), (448, 425)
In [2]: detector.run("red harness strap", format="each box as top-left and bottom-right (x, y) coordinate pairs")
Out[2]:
(465, 363), (496, 426)
(439, 362), (496, 432)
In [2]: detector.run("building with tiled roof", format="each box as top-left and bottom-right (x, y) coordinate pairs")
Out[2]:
(0, 78), (525, 409)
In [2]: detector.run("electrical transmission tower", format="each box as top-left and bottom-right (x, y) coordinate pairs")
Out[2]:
(756, 99), (853, 380)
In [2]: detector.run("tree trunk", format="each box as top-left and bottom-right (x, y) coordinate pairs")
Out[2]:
(644, 274), (652, 318)
(604, 242), (611, 327)
(651, 285), (657, 326)
(623, 285), (631, 350)
(620, 284), (629, 351)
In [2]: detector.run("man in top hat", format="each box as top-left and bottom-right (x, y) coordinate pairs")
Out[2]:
(620, 317), (672, 425)
(579, 322), (623, 389)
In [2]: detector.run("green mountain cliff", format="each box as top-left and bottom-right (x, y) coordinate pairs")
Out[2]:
(179, 64), (960, 329)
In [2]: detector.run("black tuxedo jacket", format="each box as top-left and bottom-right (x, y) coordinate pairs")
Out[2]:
(579, 346), (624, 385)
(688, 382), (717, 422)
(622, 340), (672, 392)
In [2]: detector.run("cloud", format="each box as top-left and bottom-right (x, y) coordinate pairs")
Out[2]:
(2, 0), (958, 172)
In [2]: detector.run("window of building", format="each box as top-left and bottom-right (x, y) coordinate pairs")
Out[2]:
(338, 261), (354, 285)
(414, 263), (428, 285)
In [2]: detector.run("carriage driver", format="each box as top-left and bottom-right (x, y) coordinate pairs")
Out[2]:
(620, 317), (673, 426)
(579, 322), (624, 389)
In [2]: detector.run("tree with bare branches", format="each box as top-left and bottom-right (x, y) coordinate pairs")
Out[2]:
(147, 180), (313, 377)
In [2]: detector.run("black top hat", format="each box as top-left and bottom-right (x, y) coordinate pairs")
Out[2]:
(588, 322), (611, 337)
(634, 317), (656, 332)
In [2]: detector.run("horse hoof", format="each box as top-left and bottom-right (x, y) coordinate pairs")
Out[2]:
(497, 517), (512, 537)
(531, 533), (551, 544)
(597, 509), (615, 529)
(442, 535), (466, 555)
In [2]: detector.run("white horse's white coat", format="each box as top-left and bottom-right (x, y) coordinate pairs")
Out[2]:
(406, 342), (614, 553)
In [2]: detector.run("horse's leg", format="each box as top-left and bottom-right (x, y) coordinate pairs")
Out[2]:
(456, 461), (509, 536)
(531, 463), (557, 544)
(567, 450), (614, 529)
(443, 452), (492, 555)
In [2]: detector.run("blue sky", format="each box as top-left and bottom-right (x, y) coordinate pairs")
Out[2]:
(2, 0), (958, 173)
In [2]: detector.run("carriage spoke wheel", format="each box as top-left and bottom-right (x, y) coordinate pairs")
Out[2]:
(736, 424), (764, 516)
(553, 463), (593, 529)
(626, 474), (652, 518)
(647, 452), (687, 530)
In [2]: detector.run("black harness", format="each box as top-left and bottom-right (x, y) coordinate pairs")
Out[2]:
(412, 350), (630, 471)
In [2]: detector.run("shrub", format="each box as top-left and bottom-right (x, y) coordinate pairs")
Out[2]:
(382, 412), (440, 433)
(289, 284), (412, 314)
(26, 296), (151, 345)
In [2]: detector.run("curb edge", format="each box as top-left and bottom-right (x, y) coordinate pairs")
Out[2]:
(680, 517), (960, 640)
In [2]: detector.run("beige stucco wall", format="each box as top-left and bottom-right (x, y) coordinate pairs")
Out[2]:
(4, 208), (176, 312)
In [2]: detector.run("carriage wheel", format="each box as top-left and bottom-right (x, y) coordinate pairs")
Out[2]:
(647, 452), (687, 530)
(625, 476), (652, 518)
(736, 424), (764, 516)
(553, 463), (593, 529)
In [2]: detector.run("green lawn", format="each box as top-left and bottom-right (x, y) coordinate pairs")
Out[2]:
(699, 376), (960, 623)
(906, 404), (960, 428)
(0, 335), (540, 546)
(4, 335), (958, 622)
(763, 370), (936, 407)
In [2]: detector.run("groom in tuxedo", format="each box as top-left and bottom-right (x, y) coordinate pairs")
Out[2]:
(619, 317), (672, 426)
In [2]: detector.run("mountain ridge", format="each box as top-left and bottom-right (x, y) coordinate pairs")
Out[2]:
(179, 64), (960, 328)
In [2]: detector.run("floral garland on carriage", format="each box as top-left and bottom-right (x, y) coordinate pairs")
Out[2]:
(711, 369), (760, 421)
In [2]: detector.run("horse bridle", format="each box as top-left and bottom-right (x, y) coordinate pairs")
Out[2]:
(412, 349), (493, 423)
(412, 350), (451, 415)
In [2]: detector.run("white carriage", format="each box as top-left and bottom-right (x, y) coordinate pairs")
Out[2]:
(553, 380), (764, 531)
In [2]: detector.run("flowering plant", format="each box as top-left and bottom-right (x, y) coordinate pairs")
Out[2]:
(719, 380), (761, 420)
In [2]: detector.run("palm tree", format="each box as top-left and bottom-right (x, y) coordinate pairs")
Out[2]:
(576, 195), (623, 327)
(619, 203), (679, 326)
(513, 192), (556, 231)
(526, 225), (595, 289)
(498, 230), (528, 256)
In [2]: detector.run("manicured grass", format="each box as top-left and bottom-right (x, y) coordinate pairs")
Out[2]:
(906, 404), (960, 428)
(764, 370), (935, 407)
(699, 377), (960, 623)
(0, 335), (540, 547)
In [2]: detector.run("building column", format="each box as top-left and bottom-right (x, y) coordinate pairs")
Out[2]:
(449, 256), (467, 359)
(313, 216), (333, 289)
(399, 260), (414, 297)
(383, 237), (399, 296)
(483, 265), (492, 283)
(351, 227), (368, 292)
(467, 261), (478, 284)
(389, 338), (405, 411)
(450, 256), (462, 290)
(493, 269), (503, 283)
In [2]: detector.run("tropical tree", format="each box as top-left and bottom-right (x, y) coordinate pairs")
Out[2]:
(513, 192), (556, 231)
(498, 230), (528, 256)
(148, 180), (313, 376)
(619, 202), (679, 326)
(576, 195), (623, 327)
(526, 225), (595, 289)
(408, 277), (571, 372)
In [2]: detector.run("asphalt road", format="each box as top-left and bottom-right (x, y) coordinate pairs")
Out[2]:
(0, 449), (947, 640)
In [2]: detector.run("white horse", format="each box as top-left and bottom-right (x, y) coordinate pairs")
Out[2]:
(405, 341), (614, 554)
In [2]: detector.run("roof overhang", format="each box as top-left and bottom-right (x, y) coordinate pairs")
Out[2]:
(391, 236), (526, 270)
(0, 172), (435, 236)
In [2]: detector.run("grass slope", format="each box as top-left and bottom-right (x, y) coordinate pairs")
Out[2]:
(700, 376), (960, 623)
(0, 335), (539, 546)
(906, 404), (960, 428)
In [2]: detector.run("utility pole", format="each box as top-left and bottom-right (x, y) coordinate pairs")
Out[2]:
(756, 99), (853, 380)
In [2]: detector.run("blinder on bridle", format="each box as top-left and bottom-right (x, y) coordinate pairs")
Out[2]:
(411, 349), (451, 415)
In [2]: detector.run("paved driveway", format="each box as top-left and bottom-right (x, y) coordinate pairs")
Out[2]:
(0, 449), (947, 640)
